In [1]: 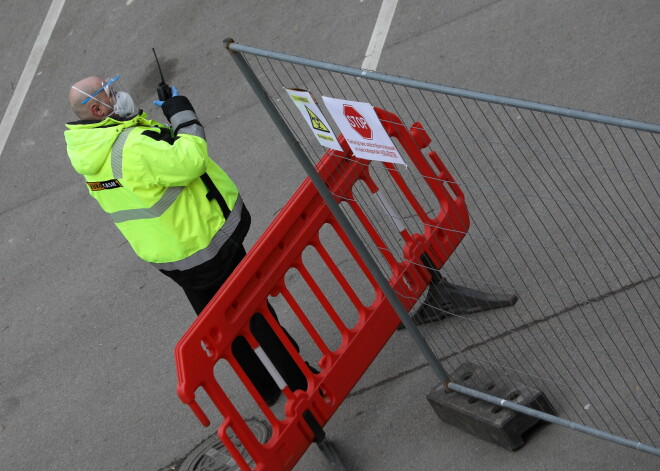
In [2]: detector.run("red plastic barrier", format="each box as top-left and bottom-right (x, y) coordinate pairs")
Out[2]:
(174, 108), (469, 470)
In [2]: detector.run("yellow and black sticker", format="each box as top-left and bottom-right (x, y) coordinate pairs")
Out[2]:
(87, 179), (123, 191)
(291, 94), (310, 104)
(305, 106), (330, 132)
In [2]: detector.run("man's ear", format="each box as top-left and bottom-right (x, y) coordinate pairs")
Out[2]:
(90, 103), (108, 118)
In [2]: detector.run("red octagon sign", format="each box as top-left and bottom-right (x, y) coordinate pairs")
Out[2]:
(343, 105), (372, 140)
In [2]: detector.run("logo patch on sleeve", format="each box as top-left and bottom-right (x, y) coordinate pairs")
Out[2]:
(87, 179), (123, 191)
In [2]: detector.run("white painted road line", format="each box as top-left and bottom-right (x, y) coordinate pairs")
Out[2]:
(362, 0), (398, 71)
(0, 0), (66, 159)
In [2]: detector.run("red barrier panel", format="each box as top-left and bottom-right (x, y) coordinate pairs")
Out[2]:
(174, 108), (470, 470)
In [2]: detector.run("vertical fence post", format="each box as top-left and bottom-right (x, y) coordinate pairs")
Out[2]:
(224, 37), (451, 384)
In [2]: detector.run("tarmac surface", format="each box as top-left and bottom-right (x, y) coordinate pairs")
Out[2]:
(1, 1), (659, 470)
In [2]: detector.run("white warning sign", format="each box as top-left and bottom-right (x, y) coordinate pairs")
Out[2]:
(322, 97), (405, 166)
(285, 89), (342, 151)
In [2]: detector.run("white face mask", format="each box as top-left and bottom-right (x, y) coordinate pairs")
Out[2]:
(112, 91), (136, 118)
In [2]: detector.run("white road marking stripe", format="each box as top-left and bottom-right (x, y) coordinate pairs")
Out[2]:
(0, 0), (66, 159)
(362, 0), (398, 71)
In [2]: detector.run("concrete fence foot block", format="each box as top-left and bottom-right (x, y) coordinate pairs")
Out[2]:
(427, 362), (556, 451)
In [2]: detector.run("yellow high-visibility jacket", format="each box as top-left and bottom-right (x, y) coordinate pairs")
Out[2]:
(64, 102), (243, 271)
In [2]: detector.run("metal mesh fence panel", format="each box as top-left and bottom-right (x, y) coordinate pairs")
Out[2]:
(235, 47), (660, 449)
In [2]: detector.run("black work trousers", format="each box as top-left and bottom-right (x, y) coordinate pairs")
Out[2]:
(161, 205), (307, 401)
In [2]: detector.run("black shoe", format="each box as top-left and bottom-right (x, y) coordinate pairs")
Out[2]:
(305, 361), (320, 375)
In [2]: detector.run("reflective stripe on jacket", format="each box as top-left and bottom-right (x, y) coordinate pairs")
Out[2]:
(64, 110), (240, 269)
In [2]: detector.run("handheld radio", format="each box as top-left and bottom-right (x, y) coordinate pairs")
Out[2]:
(152, 48), (172, 101)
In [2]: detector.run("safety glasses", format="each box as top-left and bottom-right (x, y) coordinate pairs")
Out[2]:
(80, 75), (120, 105)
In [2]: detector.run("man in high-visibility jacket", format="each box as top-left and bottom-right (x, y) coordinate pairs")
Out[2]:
(64, 76), (305, 405)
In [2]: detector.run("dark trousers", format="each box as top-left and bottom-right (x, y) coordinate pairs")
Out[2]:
(161, 206), (307, 399)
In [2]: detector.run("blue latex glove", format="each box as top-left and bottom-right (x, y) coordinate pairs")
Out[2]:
(153, 85), (179, 107)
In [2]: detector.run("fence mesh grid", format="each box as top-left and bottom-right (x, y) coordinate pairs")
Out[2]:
(241, 51), (660, 448)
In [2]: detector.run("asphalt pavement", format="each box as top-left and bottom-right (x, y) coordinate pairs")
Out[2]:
(1, 1), (659, 469)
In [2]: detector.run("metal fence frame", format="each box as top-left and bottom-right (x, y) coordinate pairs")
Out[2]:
(224, 38), (660, 457)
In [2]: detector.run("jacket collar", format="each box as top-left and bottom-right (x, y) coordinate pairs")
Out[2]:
(66, 110), (146, 127)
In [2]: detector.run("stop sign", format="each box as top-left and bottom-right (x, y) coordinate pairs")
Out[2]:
(343, 105), (373, 139)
